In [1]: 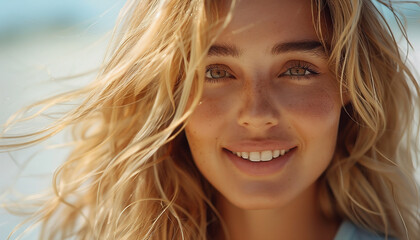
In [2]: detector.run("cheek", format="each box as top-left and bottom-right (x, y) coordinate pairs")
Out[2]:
(186, 88), (236, 136)
(273, 78), (342, 131)
(275, 83), (342, 150)
(184, 94), (230, 158)
(279, 86), (337, 120)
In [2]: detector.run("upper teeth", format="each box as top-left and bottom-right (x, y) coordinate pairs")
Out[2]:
(233, 149), (290, 162)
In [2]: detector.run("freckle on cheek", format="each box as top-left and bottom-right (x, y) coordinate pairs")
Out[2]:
(284, 92), (336, 118)
(308, 96), (335, 117)
(188, 100), (220, 135)
(197, 98), (227, 120)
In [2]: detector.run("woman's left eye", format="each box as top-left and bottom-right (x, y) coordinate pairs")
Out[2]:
(284, 67), (311, 76)
(279, 61), (320, 79)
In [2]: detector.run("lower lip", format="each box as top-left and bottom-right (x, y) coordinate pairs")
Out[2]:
(224, 148), (296, 176)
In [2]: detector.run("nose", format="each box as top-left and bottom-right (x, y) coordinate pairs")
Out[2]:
(237, 81), (279, 130)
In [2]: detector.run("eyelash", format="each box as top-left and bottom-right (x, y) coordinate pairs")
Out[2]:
(205, 61), (320, 83)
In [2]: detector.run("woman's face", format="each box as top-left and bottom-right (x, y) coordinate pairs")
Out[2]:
(185, 0), (342, 209)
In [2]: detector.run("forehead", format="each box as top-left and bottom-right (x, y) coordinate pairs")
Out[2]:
(216, 0), (318, 45)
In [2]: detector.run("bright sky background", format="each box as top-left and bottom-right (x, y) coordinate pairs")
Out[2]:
(0, 0), (124, 40)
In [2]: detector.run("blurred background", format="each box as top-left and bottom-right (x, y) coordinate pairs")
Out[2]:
(0, 1), (419, 239)
(0, 0), (124, 239)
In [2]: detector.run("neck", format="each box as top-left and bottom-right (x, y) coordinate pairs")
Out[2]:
(215, 183), (340, 240)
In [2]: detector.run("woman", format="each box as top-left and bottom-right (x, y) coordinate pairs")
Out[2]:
(2, 0), (420, 239)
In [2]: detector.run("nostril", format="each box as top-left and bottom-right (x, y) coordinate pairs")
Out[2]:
(237, 99), (280, 129)
(239, 117), (278, 129)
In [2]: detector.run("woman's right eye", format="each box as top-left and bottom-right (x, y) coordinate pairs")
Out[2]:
(205, 65), (235, 82)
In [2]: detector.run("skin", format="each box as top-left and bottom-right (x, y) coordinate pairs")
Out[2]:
(185, 0), (344, 239)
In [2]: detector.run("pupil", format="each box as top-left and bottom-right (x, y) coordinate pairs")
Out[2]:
(211, 69), (226, 78)
(291, 67), (305, 76)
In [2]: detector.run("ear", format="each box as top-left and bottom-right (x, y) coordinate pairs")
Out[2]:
(342, 91), (351, 105)
(339, 84), (352, 106)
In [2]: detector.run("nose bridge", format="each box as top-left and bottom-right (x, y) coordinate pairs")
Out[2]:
(238, 77), (279, 129)
(247, 80), (270, 109)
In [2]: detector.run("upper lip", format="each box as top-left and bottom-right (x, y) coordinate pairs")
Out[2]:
(224, 140), (297, 153)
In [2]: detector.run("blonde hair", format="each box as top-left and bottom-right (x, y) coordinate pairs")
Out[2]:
(1, 0), (419, 239)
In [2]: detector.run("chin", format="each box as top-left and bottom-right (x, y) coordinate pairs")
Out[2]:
(224, 193), (294, 210)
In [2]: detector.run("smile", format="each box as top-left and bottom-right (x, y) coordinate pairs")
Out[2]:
(230, 149), (293, 162)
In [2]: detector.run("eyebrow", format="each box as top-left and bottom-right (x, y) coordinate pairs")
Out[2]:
(207, 40), (327, 58)
(208, 43), (241, 57)
(271, 41), (327, 56)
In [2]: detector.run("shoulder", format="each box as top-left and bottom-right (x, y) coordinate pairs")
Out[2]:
(334, 221), (397, 240)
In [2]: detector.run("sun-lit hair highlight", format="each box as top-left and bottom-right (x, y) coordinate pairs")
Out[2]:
(313, 0), (420, 239)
